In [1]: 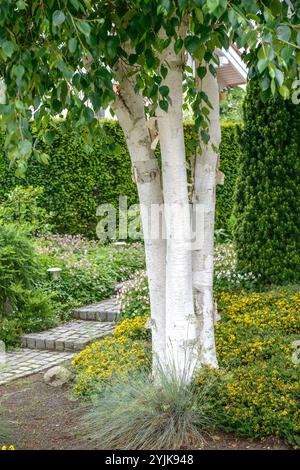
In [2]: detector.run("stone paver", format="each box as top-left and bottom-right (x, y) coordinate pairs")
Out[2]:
(0, 295), (119, 386)
(0, 349), (75, 385)
(73, 298), (120, 322)
(20, 320), (115, 352)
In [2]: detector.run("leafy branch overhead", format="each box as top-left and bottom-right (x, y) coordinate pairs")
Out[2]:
(0, 0), (299, 171)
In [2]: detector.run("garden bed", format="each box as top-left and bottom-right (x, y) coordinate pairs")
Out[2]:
(0, 371), (290, 450)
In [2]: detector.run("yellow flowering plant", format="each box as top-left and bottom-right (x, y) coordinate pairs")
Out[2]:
(73, 316), (151, 396)
(203, 287), (300, 447)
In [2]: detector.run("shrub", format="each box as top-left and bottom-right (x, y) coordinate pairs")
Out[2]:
(234, 80), (300, 285)
(0, 122), (241, 237)
(0, 224), (57, 345)
(72, 316), (150, 396)
(82, 367), (214, 450)
(0, 185), (52, 234)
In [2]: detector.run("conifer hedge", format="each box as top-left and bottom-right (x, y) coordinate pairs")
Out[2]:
(234, 80), (300, 284)
(0, 121), (241, 238)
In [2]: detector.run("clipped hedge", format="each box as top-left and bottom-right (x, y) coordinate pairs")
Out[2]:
(0, 121), (241, 238)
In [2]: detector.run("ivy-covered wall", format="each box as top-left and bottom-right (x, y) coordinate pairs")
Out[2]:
(0, 120), (241, 238)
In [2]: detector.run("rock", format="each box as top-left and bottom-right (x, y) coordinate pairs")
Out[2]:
(44, 366), (73, 387)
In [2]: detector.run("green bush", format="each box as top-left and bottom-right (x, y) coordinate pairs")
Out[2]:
(0, 185), (52, 234)
(0, 121), (241, 237)
(234, 80), (300, 285)
(0, 224), (57, 346)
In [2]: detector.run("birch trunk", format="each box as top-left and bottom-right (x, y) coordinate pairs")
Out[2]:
(157, 44), (199, 380)
(112, 63), (166, 369)
(192, 68), (221, 368)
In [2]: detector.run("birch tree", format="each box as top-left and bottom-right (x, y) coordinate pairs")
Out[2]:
(0, 0), (299, 380)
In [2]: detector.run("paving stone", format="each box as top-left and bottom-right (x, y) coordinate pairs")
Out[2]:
(73, 298), (120, 322)
(1, 295), (119, 385)
(0, 350), (75, 385)
(20, 321), (115, 352)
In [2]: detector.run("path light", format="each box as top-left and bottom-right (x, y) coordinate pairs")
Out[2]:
(47, 267), (62, 281)
(112, 241), (127, 248)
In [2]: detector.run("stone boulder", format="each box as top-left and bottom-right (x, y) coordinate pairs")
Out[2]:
(44, 365), (73, 387)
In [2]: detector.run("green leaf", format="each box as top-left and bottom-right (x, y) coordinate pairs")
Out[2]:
(16, 1), (27, 10)
(207, 0), (219, 13)
(68, 38), (77, 54)
(297, 31), (300, 47)
(275, 68), (284, 87)
(13, 64), (25, 80)
(276, 25), (291, 43)
(270, 78), (276, 95)
(196, 66), (207, 79)
(2, 41), (14, 59)
(161, 65), (168, 79)
(40, 153), (50, 164)
(279, 85), (289, 99)
(174, 38), (183, 55)
(159, 85), (169, 97)
(159, 99), (169, 112)
(76, 21), (91, 37)
(19, 139), (32, 156)
(257, 59), (268, 74)
(106, 37), (119, 59)
(184, 36), (201, 55)
(53, 10), (65, 26)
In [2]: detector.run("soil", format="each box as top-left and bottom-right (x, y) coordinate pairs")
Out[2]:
(0, 371), (291, 450)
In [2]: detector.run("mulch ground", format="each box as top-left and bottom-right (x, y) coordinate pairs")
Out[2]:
(0, 372), (291, 450)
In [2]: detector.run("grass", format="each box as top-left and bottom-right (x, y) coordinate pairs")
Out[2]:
(82, 366), (215, 450)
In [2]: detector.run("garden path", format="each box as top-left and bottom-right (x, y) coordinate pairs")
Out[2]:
(0, 297), (119, 385)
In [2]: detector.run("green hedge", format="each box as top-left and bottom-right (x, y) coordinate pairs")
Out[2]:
(234, 80), (300, 285)
(0, 121), (241, 238)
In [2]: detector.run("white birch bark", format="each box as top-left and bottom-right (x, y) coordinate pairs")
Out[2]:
(112, 63), (166, 369)
(156, 44), (199, 380)
(192, 67), (221, 368)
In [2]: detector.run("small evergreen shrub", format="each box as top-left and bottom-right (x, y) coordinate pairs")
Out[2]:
(234, 80), (300, 285)
(0, 224), (57, 345)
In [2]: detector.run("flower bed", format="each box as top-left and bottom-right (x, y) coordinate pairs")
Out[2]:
(74, 283), (300, 447)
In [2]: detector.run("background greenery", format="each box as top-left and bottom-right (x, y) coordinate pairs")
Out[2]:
(0, 121), (241, 238)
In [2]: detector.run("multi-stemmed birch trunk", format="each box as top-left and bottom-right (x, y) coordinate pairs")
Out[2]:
(156, 42), (199, 378)
(112, 48), (221, 380)
(112, 61), (167, 369)
(192, 68), (221, 368)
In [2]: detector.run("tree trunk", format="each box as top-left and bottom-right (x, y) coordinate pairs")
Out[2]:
(156, 44), (198, 380)
(112, 63), (166, 370)
(192, 68), (221, 368)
